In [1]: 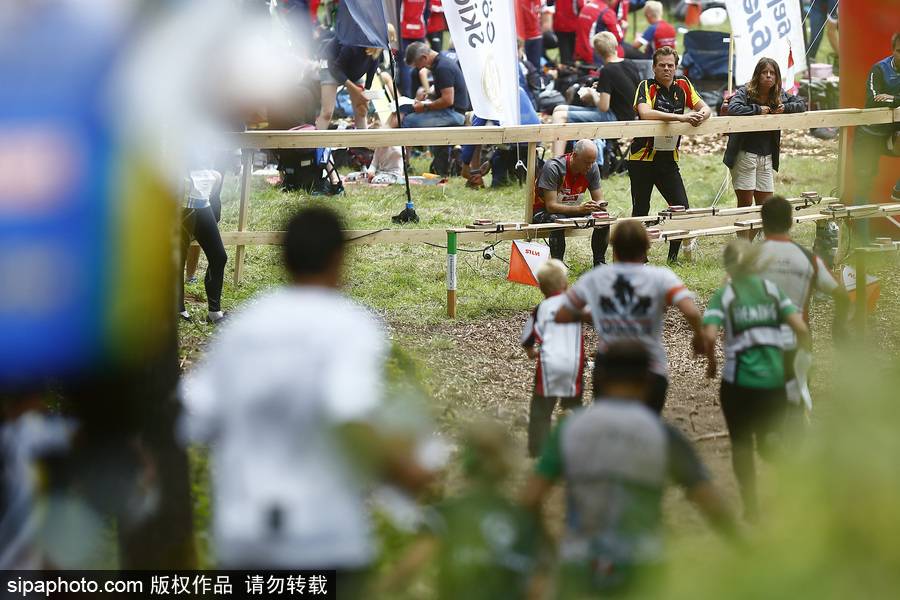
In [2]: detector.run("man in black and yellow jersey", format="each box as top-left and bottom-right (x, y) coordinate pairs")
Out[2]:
(629, 46), (711, 263)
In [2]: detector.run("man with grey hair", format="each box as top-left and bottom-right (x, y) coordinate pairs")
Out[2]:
(394, 41), (469, 128)
(532, 139), (609, 266)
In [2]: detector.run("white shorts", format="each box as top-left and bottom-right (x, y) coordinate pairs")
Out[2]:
(731, 151), (775, 193)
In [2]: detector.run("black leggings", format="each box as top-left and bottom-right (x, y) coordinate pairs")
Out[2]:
(180, 205), (227, 312)
(555, 30), (576, 64)
(532, 209), (609, 266)
(720, 380), (787, 519)
(628, 159), (690, 261)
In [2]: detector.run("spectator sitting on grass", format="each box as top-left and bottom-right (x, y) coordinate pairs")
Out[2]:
(632, 2), (676, 58)
(345, 122), (404, 184)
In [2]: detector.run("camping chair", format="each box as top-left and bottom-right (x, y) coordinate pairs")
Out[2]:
(680, 30), (730, 107)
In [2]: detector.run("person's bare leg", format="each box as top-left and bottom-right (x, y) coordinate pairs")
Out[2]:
(186, 245), (201, 281)
(469, 145), (482, 176)
(754, 190), (773, 205)
(826, 21), (839, 57)
(352, 94), (369, 131)
(317, 83), (338, 131)
(749, 190), (774, 241)
(735, 188), (755, 240)
(551, 106), (569, 156)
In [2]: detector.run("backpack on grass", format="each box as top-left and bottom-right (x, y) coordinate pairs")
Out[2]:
(276, 146), (343, 195)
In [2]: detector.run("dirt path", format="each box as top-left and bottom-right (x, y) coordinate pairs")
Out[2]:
(388, 262), (900, 531)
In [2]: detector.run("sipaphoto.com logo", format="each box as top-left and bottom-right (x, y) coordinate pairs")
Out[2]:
(481, 54), (503, 113)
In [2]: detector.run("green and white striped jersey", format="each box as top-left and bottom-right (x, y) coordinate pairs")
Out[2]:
(703, 275), (797, 388)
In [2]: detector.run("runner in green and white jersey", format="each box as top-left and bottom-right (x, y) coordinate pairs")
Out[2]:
(702, 240), (810, 522)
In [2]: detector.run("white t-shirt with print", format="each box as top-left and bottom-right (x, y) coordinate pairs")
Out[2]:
(521, 293), (584, 397)
(180, 286), (386, 569)
(564, 262), (693, 378)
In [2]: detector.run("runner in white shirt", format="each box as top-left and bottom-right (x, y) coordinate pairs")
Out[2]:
(758, 196), (849, 339)
(521, 259), (585, 457)
(556, 221), (708, 413)
(757, 195), (849, 427)
(179, 208), (430, 594)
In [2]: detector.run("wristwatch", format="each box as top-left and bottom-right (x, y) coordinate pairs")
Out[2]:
(423, 101), (430, 112)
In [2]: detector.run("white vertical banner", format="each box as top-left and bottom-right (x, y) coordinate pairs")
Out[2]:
(443, 0), (520, 125)
(724, 0), (807, 87)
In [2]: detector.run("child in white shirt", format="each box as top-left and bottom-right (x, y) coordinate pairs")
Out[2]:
(520, 259), (585, 457)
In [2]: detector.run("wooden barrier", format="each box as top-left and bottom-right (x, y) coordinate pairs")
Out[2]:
(222, 107), (900, 286)
(227, 108), (900, 149)
(855, 243), (900, 340)
(437, 201), (900, 317)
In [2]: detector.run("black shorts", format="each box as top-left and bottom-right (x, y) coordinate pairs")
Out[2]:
(720, 380), (788, 451)
(628, 158), (690, 217)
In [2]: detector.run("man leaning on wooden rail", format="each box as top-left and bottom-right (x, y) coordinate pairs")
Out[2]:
(629, 46), (711, 264)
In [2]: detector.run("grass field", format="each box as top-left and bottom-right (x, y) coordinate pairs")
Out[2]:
(176, 9), (897, 593)
(179, 120), (900, 599)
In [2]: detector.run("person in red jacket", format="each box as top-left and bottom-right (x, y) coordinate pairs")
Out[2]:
(575, 0), (624, 64)
(608, 0), (630, 32)
(425, 0), (447, 52)
(400, 0), (428, 97)
(516, 0), (544, 68)
(553, 0), (585, 64)
(633, 1), (676, 58)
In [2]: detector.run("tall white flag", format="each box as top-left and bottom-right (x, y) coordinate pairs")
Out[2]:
(443, 0), (520, 125)
(725, 0), (807, 87)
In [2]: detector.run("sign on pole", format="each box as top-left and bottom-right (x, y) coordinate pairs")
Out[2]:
(724, 0), (806, 87)
(444, 0), (521, 125)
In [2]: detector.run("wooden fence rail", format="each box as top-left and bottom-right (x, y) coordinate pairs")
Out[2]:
(221, 108), (900, 284)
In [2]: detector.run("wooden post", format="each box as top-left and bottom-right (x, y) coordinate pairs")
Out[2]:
(524, 141), (537, 223)
(233, 149), (253, 285)
(837, 125), (850, 198)
(447, 231), (457, 318)
(856, 248), (868, 340)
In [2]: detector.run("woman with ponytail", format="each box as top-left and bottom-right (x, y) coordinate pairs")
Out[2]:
(701, 239), (810, 522)
(722, 58), (805, 239)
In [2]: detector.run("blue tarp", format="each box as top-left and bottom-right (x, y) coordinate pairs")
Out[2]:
(334, 0), (391, 50)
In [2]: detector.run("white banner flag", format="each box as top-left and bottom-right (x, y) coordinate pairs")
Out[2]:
(443, 0), (520, 125)
(725, 0), (807, 87)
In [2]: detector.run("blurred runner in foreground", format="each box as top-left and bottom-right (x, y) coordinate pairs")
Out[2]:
(180, 207), (431, 598)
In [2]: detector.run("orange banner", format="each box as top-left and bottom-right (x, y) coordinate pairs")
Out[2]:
(841, 0), (900, 237)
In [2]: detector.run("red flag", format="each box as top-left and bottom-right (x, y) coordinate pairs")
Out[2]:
(783, 45), (797, 92)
